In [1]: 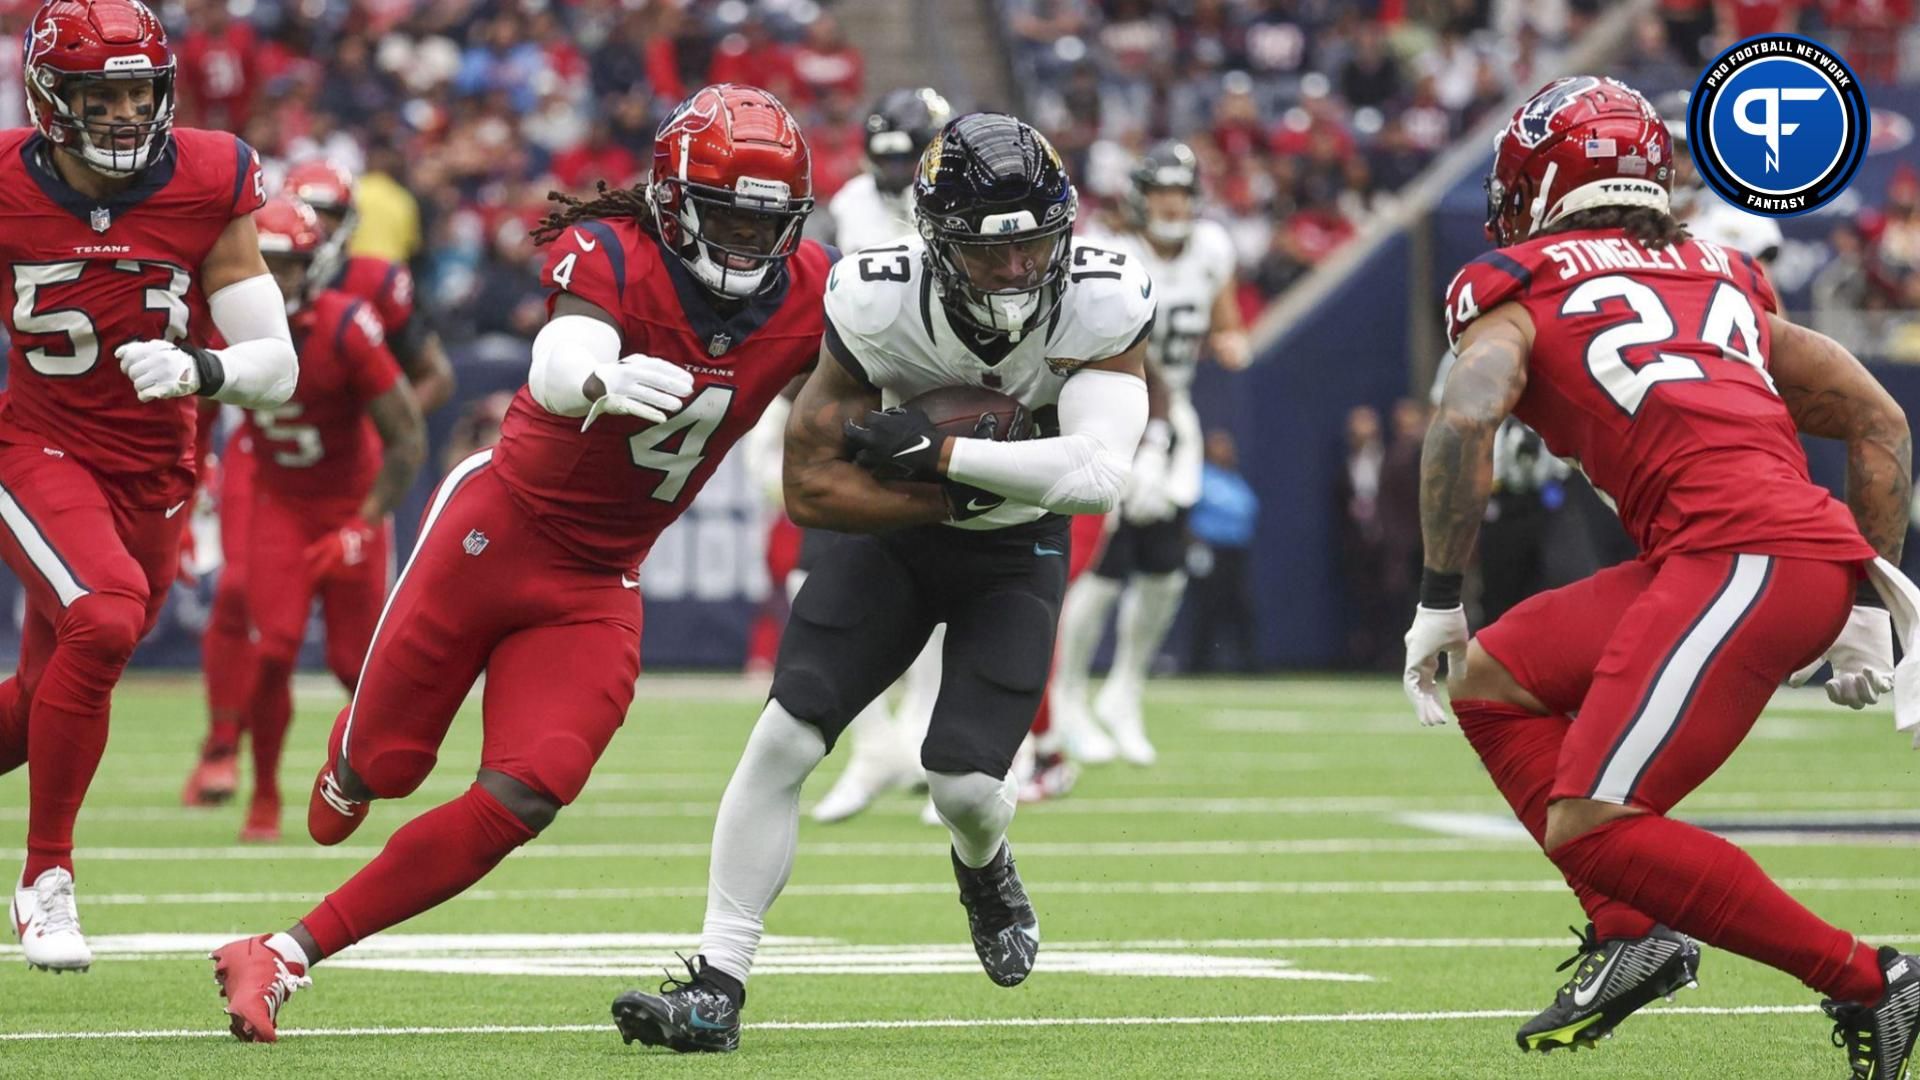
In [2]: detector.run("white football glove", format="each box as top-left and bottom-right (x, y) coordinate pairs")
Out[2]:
(1122, 442), (1178, 524)
(1403, 605), (1469, 727)
(116, 340), (201, 402)
(1788, 604), (1895, 709)
(581, 353), (695, 430)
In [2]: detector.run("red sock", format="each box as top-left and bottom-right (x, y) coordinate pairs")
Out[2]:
(298, 783), (535, 959)
(25, 594), (143, 881)
(1550, 813), (1885, 1002)
(1455, 700), (1655, 940)
(246, 657), (295, 802)
(201, 584), (253, 754)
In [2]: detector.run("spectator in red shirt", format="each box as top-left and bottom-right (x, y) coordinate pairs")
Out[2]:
(547, 120), (640, 194)
(177, 0), (258, 132)
(790, 13), (863, 105)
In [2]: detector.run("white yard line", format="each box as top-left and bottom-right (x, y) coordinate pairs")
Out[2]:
(0, 1005), (1826, 1042)
(63, 875), (1920, 907)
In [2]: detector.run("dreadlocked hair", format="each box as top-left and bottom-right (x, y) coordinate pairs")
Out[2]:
(1538, 205), (1690, 250)
(531, 181), (654, 247)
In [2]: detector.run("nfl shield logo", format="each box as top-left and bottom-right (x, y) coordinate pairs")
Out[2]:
(462, 529), (489, 556)
(707, 332), (732, 357)
(89, 207), (110, 233)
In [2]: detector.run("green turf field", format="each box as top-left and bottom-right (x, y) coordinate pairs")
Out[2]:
(0, 673), (1915, 1078)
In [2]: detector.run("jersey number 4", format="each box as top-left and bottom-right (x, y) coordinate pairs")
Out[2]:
(12, 260), (191, 377)
(626, 385), (734, 502)
(1561, 274), (1766, 416)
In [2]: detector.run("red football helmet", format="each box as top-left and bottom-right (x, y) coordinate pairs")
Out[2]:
(281, 158), (357, 290)
(255, 197), (324, 313)
(649, 84), (814, 299)
(1485, 76), (1674, 247)
(24, 0), (175, 178)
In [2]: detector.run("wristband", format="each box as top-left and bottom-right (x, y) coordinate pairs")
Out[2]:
(1420, 567), (1464, 609)
(186, 344), (225, 398)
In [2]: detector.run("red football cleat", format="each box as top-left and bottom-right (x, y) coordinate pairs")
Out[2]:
(307, 713), (367, 846)
(181, 747), (238, 807)
(240, 792), (280, 844)
(210, 934), (309, 1043)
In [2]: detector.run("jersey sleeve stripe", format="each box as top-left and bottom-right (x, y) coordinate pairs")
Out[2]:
(824, 321), (878, 392)
(336, 299), (365, 355)
(1472, 250), (1533, 292)
(577, 220), (626, 302)
(230, 137), (255, 212)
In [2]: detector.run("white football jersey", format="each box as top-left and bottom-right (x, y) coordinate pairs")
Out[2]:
(1095, 219), (1235, 506)
(828, 172), (917, 253)
(826, 236), (1157, 531)
(1684, 196), (1783, 262)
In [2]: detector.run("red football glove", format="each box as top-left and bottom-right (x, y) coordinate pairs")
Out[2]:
(304, 520), (377, 585)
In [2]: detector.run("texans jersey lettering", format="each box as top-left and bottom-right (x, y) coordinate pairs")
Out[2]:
(240, 290), (401, 517)
(1094, 219), (1234, 508)
(0, 127), (265, 506)
(493, 217), (835, 568)
(825, 236), (1156, 530)
(1445, 229), (1872, 563)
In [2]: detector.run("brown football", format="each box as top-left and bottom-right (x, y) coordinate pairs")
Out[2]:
(902, 384), (1032, 442)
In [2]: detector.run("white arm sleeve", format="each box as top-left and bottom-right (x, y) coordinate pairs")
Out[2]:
(205, 273), (297, 408)
(945, 368), (1148, 515)
(529, 314), (622, 417)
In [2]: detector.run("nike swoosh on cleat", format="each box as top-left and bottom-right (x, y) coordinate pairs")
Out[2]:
(1572, 951), (1622, 1008)
(1033, 544), (1063, 557)
(894, 436), (930, 458)
(687, 1009), (730, 1031)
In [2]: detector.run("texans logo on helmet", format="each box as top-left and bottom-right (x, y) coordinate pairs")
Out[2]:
(658, 92), (722, 142)
(1516, 76), (1601, 148)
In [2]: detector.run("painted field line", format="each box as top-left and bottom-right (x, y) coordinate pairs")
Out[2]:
(0, 1004), (1826, 1042)
(68, 876), (1920, 907)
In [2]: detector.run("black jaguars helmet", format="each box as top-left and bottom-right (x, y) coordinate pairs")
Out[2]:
(1127, 139), (1201, 243)
(866, 87), (952, 196)
(913, 112), (1078, 342)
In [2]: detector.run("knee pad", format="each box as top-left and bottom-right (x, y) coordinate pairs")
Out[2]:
(513, 731), (600, 809)
(61, 592), (145, 668)
(350, 741), (439, 800)
(927, 770), (1016, 831)
(769, 664), (850, 745)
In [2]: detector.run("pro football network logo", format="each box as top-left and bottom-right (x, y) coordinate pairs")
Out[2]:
(1687, 34), (1869, 217)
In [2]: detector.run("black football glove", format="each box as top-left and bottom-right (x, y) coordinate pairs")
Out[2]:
(844, 406), (944, 482)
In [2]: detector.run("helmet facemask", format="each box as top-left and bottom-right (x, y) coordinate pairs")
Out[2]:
(922, 211), (1072, 342)
(654, 177), (811, 300)
(29, 67), (175, 178)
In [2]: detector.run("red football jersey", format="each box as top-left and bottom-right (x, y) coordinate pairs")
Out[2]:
(240, 290), (400, 519)
(1445, 229), (1873, 564)
(0, 127), (266, 507)
(493, 217), (833, 569)
(334, 253), (415, 342)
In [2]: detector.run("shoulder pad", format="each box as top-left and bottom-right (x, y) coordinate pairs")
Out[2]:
(1065, 239), (1156, 349)
(1444, 248), (1534, 348)
(825, 246), (916, 338)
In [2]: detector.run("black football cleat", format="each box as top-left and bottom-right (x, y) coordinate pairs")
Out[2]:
(612, 954), (742, 1054)
(1824, 947), (1920, 1079)
(1516, 923), (1700, 1053)
(952, 843), (1039, 987)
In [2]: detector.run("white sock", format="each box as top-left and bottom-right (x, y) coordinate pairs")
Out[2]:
(1052, 575), (1122, 722)
(928, 770), (1017, 869)
(1109, 571), (1188, 690)
(265, 932), (310, 971)
(700, 699), (826, 984)
(893, 628), (944, 771)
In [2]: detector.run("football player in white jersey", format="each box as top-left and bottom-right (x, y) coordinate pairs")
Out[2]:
(805, 85), (954, 825)
(613, 114), (1154, 1054)
(1052, 140), (1249, 765)
(1659, 91), (1783, 265)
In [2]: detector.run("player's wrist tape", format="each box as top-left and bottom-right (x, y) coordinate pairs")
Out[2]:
(185, 344), (224, 398)
(1420, 568), (1463, 609)
(1858, 576), (1887, 609)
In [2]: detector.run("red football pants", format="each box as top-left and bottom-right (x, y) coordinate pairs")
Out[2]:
(337, 450), (642, 807)
(0, 443), (183, 878)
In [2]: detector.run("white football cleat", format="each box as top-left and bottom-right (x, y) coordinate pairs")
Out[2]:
(12, 867), (92, 972)
(811, 758), (919, 824)
(1094, 680), (1157, 767)
(1052, 696), (1118, 765)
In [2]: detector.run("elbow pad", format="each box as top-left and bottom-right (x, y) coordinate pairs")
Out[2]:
(1041, 436), (1132, 515)
(205, 274), (297, 407)
(530, 314), (622, 416)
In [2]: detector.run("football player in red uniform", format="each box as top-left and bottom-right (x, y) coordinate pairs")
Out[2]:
(183, 156), (453, 806)
(1404, 78), (1920, 1073)
(0, 0), (297, 972)
(208, 84), (834, 1041)
(228, 197), (424, 843)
